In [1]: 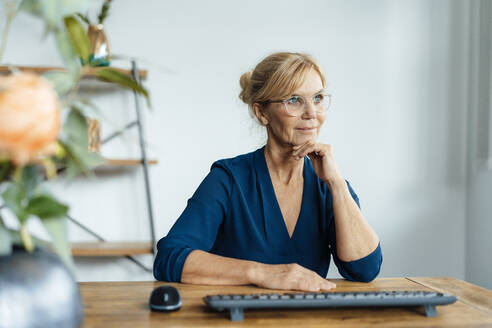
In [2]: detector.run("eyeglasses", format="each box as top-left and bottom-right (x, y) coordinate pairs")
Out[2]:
(262, 93), (332, 117)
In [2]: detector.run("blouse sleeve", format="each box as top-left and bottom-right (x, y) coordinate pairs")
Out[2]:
(328, 180), (383, 282)
(153, 162), (231, 282)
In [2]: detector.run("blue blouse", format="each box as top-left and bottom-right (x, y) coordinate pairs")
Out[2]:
(154, 147), (382, 283)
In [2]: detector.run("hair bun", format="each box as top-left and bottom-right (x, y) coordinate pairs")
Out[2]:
(239, 71), (253, 104)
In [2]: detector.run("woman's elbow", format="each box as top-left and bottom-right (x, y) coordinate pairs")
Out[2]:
(355, 254), (383, 282)
(153, 240), (195, 282)
(152, 242), (179, 282)
(341, 248), (383, 282)
(153, 257), (170, 281)
(356, 265), (381, 282)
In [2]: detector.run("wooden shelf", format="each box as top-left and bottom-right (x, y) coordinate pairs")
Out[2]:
(71, 241), (153, 256)
(0, 65), (148, 80)
(100, 158), (158, 167)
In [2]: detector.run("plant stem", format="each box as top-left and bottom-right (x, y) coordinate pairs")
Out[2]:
(13, 165), (22, 182)
(0, 0), (20, 62)
(20, 223), (34, 252)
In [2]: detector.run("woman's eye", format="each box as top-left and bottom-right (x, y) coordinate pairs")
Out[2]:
(287, 96), (300, 105)
(314, 94), (324, 103)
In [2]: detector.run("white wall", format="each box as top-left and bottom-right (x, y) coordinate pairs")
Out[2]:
(3, 0), (488, 287)
(466, 0), (492, 290)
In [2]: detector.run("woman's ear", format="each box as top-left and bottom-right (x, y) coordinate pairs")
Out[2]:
(252, 103), (269, 126)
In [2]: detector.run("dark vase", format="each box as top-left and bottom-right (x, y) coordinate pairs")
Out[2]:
(0, 245), (83, 328)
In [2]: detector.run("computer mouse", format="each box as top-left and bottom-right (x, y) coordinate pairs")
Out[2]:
(149, 285), (182, 312)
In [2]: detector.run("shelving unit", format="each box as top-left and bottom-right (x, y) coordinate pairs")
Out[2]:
(101, 158), (158, 167)
(0, 65), (148, 79)
(71, 242), (153, 256)
(0, 61), (157, 272)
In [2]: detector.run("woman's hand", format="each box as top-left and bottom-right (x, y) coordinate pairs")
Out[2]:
(249, 262), (336, 292)
(292, 141), (343, 183)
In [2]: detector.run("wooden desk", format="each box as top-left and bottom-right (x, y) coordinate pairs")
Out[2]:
(80, 277), (492, 327)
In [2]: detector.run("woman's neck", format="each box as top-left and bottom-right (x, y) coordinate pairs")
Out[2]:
(264, 139), (303, 185)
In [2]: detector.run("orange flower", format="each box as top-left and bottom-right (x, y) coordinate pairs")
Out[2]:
(0, 72), (61, 166)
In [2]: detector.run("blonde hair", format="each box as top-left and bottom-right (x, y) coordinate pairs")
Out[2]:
(239, 52), (326, 111)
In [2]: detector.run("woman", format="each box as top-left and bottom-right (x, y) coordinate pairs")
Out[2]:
(154, 52), (382, 292)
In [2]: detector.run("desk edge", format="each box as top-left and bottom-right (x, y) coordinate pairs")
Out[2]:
(406, 277), (492, 315)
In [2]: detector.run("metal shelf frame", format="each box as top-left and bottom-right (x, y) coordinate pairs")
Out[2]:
(66, 59), (157, 273)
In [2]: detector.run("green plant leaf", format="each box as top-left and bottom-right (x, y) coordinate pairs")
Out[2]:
(26, 194), (68, 220)
(73, 97), (104, 117)
(0, 161), (12, 183)
(64, 15), (91, 65)
(97, 0), (111, 25)
(96, 68), (151, 108)
(64, 105), (89, 148)
(43, 70), (80, 95)
(2, 182), (29, 222)
(19, 0), (90, 30)
(62, 141), (105, 179)
(1, 165), (41, 224)
(0, 215), (13, 256)
(41, 216), (74, 272)
(18, 0), (43, 18)
(19, 164), (39, 199)
(59, 107), (105, 179)
(54, 29), (80, 74)
(75, 12), (90, 25)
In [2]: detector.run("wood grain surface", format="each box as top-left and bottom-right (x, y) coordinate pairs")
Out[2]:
(79, 277), (492, 327)
(408, 277), (492, 315)
(71, 242), (153, 256)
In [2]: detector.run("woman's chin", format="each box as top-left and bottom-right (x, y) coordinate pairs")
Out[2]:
(294, 134), (318, 145)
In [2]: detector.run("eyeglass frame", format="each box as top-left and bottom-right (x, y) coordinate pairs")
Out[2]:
(258, 92), (332, 117)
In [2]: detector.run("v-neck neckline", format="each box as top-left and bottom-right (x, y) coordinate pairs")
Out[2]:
(259, 147), (307, 241)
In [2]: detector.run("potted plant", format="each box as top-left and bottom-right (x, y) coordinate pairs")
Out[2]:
(77, 0), (113, 67)
(0, 70), (90, 328)
(0, 1), (150, 327)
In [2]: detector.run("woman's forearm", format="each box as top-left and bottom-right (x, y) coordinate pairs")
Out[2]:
(181, 249), (261, 285)
(181, 249), (337, 291)
(326, 178), (380, 262)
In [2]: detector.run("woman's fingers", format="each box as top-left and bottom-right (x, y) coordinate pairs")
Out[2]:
(292, 142), (316, 160)
(320, 279), (336, 291)
(258, 263), (337, 293)
(292, 142), (327, 160)
(297, 277), (335, 292)
(310, 269), (336, 291)
(287, 264), (336, 292)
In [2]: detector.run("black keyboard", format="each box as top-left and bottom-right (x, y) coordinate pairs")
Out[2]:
(203, 290), (457, 321)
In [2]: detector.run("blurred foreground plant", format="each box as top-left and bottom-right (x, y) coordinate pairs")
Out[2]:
(0, 0), (150, 269)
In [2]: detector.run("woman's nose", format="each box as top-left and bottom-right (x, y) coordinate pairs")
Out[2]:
(302, 101), (317, 118)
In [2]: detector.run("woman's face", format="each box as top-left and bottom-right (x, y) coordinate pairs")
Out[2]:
(261, 69), (326, 147)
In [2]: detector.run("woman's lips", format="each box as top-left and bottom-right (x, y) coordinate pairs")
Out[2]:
(296, 127), (317, 133)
